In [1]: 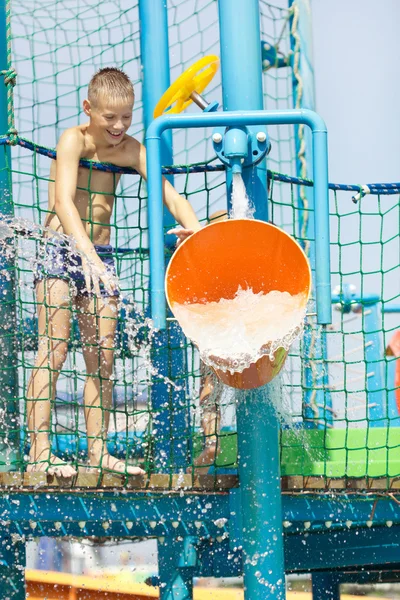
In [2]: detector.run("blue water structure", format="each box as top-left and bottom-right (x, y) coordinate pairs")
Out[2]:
(0, 1), (399, 599)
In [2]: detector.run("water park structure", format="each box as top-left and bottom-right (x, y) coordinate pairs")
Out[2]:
(0, 1), (399, 599)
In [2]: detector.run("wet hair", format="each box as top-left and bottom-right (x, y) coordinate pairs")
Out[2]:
(88, 67), (134, 106)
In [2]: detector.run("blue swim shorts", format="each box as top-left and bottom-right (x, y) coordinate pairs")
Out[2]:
(34, 240), (119, 297)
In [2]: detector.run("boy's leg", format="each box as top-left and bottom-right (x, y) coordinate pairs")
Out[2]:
(26, 278), (77, 477)
(192, 365), (221, 472)
(191, 210), (227, 473)
(76, 294), (144, 476)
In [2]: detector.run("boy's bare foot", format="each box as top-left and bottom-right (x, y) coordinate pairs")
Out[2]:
(89, 453), (145, 476)
(188, 441), (218, 474)
(27, 453), (77, 479)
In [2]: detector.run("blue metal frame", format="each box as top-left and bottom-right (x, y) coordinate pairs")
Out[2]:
(146, 109), (331, 329)
(147, 107), (330, 600)
(0, 0), (19, 475)
(2, 490), (400, 576)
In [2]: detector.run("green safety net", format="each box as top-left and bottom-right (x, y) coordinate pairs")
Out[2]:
(0, 0), (398, 489)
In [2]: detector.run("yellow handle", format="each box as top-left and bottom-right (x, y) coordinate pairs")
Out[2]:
(153, 55), (219, 118)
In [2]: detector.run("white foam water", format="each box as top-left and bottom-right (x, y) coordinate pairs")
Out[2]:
(172, 286), (306, 374)
(231, 172), (255, 219)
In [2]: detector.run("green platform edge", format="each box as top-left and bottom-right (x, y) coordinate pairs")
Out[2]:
(206, 428), (400, 478)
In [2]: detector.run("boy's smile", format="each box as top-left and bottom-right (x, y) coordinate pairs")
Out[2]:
(83, 95), (134, 147)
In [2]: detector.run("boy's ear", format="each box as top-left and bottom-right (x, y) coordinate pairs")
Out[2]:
(83, 99), (91, 116)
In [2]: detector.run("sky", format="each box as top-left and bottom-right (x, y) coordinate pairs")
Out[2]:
(311, 0), (400, 183)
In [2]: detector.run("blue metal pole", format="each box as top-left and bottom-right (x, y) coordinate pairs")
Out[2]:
(0, 537), (26, 599)
(218, 0), (268, 221)
(288, 0), (316, 243)
(0, 0), (19, 472)
(288, 0), (330, 429)
(364, 302), (385, 426)
(235, 386), (285, 599)
(217, 9), (281, 592)
(312, 572), (340, 600)
(139, 1), (190, 472)
(139, 0), (175, 236)
(146, 109), (332, 329)
(158, 537), (197, 600)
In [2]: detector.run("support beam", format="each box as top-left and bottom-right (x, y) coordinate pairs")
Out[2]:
(312, 572), (340, 600)
(139, 0), (189, 471)
(0, 537), (26, 600)
(235, 387), (286, 599)
(158, 537), (197, 600)
(0, 0), (19, 472)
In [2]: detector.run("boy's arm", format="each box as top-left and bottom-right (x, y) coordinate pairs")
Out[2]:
(54, 129), (97, 256)
(131, 138), (201, 238)
(54, 129), (117, 294)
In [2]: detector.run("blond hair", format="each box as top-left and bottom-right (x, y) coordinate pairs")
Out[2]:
(88, 67), (134, 106)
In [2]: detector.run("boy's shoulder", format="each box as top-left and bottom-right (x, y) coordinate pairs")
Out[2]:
(57, 124), (89, 156)
(109, 133), (142, 168)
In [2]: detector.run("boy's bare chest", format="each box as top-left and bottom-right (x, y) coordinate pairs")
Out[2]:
(76, 166), (120, 196)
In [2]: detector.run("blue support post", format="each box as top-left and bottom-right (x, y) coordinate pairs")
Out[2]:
(236, 387), (285, 599)
(364, 301), (385, 425)
(218, 0), (268, 221)
(158, 537), (197, 600)
(0, 536), (26, 600)
(288, 0), (330, 428)
(288, 0), (316, 243)
(312, 573), (340, 600)
(139, 0), (190, 472)
(0, 0), (19, 472)
(218, 7), (281, 591)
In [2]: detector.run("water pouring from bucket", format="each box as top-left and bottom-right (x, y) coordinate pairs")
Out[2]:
(165, 218), (311, 389)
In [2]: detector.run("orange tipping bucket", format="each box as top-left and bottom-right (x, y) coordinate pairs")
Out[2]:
(165, 219), (311, 389)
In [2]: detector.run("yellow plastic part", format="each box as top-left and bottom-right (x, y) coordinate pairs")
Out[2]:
(25, 570), (389, 599)
(153, 55), (219, 118)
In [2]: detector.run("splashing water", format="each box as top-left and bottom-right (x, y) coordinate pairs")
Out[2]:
(0, 216), (181, 389)
(173, 287), (306, 374)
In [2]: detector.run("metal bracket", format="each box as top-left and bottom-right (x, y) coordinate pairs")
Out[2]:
(212, 125), (270, 170)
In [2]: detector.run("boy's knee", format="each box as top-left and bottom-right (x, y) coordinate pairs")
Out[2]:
(208, 210), (228, 225)
(83, 347), (114, 378)
(37, 338), (68, 370)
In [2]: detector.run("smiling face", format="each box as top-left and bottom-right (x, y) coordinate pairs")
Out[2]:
(83, 95), (134, 147)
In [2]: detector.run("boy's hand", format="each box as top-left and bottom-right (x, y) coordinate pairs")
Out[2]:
(81, 254), (119, 297)
(167, 227), (196, 247)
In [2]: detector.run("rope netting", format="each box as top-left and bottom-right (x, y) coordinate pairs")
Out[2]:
(0, 0), (398, 488)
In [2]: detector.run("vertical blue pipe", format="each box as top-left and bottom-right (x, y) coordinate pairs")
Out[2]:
(0, 537), (26, 599)
(218, 3), (282, 593)
(0, 0), (19, 472)
(288, 0), (331, 429)
(158, 537), (197, 600)
(139, 0), (190, 472)
(236, 387), (285, 600)
(288, 0), (316, 243)
(312, 573), (340, 600)
(364, 302), (385, 426)
(218, 0), (268, 221)
(139, 0), (174, 237)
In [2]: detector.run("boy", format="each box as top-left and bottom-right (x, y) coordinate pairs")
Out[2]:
(26, 67), (200, 479)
